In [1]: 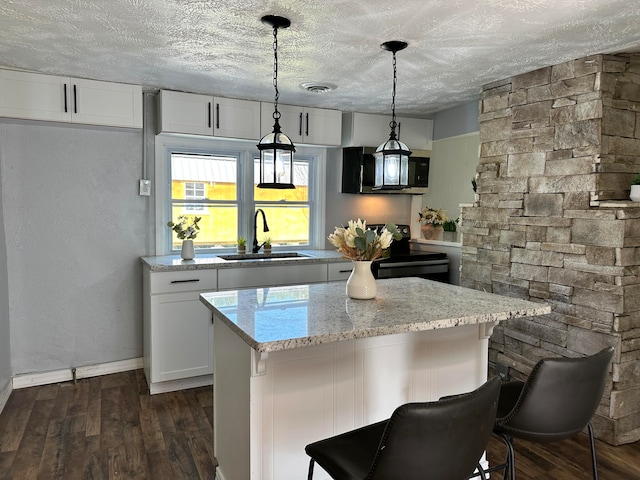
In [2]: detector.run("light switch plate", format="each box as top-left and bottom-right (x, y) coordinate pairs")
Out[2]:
(139, 179), (151, 196)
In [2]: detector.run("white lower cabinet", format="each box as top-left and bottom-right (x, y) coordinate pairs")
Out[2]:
(218, 263), (327, 290)
(143, 267), (217, 394)
(143, 260), (337, 394)
(328, 261), (353, 281)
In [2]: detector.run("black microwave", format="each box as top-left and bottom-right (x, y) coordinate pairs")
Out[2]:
(341, 146), (430, 194)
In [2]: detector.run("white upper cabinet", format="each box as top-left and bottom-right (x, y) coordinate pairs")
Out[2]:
(72, 78), (142, 128)
(0, 69), (142, 128)
(0, 70), (69, 122)
(396, 116), (434, 151)
(158, 89), (260, 140)
(215, 96), (261, 140)
(260, 102), (342, 146)
(158, 90), (213, 135)
(341, 112), (434, 151)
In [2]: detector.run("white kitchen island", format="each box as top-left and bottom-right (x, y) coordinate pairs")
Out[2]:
(200, 278), (550, 480)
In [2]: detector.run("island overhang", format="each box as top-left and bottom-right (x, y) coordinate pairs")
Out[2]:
(200, 277), (551, 353)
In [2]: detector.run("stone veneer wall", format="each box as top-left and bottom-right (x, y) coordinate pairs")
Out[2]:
(460, 53), (640, 445)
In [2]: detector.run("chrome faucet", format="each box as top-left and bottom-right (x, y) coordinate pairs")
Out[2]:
(252, 209), (270, 253)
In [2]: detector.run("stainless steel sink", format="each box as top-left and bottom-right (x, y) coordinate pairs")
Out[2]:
(219, 252), (310, 261)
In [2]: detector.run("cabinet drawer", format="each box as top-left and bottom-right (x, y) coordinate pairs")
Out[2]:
(149, 269), (217, 294)
(328, 262), (353, 281)
(218, 263), (327, 290)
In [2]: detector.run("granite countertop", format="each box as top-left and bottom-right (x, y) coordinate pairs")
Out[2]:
(200, 277), (551, 353)
(140, 249), (346, 272)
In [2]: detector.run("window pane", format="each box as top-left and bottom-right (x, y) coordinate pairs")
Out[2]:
(169, 205), (238, 250)
(255, 205), (309, 246)
(254, 159), (309, 201)
(172, 153), (237, 201)
(171, 153), (238, 250)
(254, 157), (310, 246)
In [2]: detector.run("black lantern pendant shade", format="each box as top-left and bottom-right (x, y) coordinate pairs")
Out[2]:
(257, 15), (296, 189)
(374, 40), (411, 190)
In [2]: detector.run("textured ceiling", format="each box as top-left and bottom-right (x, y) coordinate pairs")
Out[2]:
(0, 0), (639, 116)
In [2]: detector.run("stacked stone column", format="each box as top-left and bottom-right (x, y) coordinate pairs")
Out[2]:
(460, 53), (640, 445)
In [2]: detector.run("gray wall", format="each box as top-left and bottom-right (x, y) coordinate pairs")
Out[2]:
(0, 124), (11, 395)
(432, 100), (479, 141)
(1, 120), (150, 375)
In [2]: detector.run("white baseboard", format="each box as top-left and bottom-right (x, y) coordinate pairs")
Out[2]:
(148, 374), (213, 395)
(12, 357), (143, 389)
(0, 379), (12, 416)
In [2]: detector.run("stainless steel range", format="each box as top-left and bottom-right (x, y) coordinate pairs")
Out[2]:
(368, 224), (449, 282)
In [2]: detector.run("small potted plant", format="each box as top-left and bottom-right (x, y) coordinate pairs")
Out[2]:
(630, 174), (640, 202)
(263, 236), (272, 254)
(237, 236), (247, 254)
(442, 218), (460, 242)
(167, 215), (201, 260)
(418, 206), (447, 240)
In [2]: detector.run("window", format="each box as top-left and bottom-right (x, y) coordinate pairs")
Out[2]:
(156, 136), (325, 254)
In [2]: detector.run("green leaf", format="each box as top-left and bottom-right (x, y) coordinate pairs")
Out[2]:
(364, 229), (375, 245)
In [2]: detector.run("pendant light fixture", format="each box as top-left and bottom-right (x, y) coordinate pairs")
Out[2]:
(374, 40), (412, 190)
(257, 15), (296, 189)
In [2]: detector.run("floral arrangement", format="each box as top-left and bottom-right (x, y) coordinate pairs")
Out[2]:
(418, 206), (447, 226)
(167, 215), (201, 240)
(328, 219), (401, 261)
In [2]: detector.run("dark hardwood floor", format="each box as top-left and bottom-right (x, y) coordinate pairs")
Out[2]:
(1, 369), (640, 479)
(0, 370), (216, 480)
(486, 429), (640, 480)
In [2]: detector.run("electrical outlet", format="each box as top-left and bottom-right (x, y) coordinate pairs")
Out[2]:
(139, 179), (151, 196)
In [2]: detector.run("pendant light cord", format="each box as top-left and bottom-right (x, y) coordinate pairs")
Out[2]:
(390, 50), (398, 132)
(272, 25), (280, 121)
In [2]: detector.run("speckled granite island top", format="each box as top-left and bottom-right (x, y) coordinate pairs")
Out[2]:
(199, 277), (551, 353)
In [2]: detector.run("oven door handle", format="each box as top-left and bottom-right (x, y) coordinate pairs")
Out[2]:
(377, 260), (448, 269)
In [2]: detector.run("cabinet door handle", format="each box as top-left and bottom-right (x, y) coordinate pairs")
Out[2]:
(305, 112), (309, 136)
(73, 84), (77, 114)
(216, 103), (220, 129)
(170, 279), (201, 284)
(208, 102), (211, 128)
(63, 84), (68, 112)
(339, 269), (352, 273)
(299, 112), (303, 136)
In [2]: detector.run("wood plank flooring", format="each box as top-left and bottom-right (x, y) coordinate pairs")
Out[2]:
(486, 430), (640, 479)
(2, 369), (640, 479)
(0, 370), (216, 480)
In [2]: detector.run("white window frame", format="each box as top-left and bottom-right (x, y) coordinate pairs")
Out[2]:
(154, 134), (326, 255)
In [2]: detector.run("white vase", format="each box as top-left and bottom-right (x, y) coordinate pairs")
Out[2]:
(346, 260), (377, 300)
(630, 185), (640, 202)
(181, 239), (195, 260)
